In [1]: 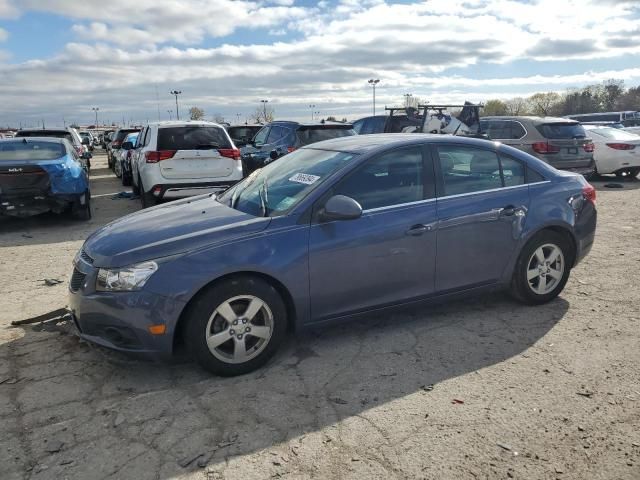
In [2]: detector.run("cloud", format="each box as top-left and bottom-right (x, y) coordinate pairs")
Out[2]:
(0, 27), (8, 42)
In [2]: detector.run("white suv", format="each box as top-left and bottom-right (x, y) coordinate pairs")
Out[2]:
(131, 121), (243, 207)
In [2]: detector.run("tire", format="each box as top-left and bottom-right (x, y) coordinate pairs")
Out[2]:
(131, 176), (140, 195)
(122, 170), (132, 187)
(510, 230), (572, 305)
(114, 159), (122, 178)
(71, 191), (92, 221)
(139, 175), (155, 208)
(185, 276), (287, 376)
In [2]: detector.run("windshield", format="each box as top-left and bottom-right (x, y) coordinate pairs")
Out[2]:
(16, 131), (74, 143)
(0, 140), (66, 161)
(218, 148), (358, 217)
(588, 127), (639, 141)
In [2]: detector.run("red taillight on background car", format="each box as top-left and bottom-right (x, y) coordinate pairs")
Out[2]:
(606, 143), (635, 150)
(218, 148), (241, 160)
(145, 150), (177, 163)
(152, 185), (162, 197)
(287, 147), (296, 153)
(583, 184), (596, 206)
(583, 142), (595, 153)
(532, 142), (561, 154)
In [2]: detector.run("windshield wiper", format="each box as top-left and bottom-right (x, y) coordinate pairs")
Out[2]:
(258, 178), (269, 217)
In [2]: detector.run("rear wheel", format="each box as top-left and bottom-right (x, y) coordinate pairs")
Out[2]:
(71, 191), (91, 221)
(615, 167), (640, 179)
(131, 174), (140, 195)
(185, 276), (287, 376)
(510, 230), (572, 305)
(122, 170), (132, 186)
(139, 175), (156, 208)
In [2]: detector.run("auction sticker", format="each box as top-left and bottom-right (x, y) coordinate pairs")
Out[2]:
(289, 173), (320, 185)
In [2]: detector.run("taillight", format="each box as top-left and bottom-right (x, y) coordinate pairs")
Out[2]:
(583, 142), (595, 153)
(145, 150), (176, 163)
(583, 184), (596, 206)
(287, 146), (296, 153)
(532, 142), (560, 154)
(606, 143), (635, 150)
(218, 148), (241, 160)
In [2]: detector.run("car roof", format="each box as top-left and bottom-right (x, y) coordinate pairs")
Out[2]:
(1, 136), (67, 144)
(302, 133), (499, 153)
(145, 120), (225, 128)
(228, 124), (263, 128)
(269, 120), (353, 127)
(482, 116), (578, 124)
(17, 128), (71, 133)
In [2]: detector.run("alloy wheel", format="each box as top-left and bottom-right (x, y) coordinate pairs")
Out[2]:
(526, 243), (565, 295)
(205, 295), (274, 364)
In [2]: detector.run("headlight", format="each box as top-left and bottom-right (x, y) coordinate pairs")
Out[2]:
(96, 261), (158, 292)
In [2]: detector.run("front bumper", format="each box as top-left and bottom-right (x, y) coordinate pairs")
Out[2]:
(68, 260), (185, 356)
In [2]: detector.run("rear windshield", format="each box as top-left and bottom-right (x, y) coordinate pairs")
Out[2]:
(0, 141), (66, 161)
(115, 129), (139, 141)
(227, 127), (260, 140)
(158, 126), (231, 150)
(536, 123), (586, 139)
(296, 127), (355, 146)
(16, 131), (74, 143)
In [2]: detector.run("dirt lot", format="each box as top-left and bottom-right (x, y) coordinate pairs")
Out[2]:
(1, 150), (639, 480)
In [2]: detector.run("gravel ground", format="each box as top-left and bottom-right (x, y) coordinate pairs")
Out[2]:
(0, 150), (639, 480)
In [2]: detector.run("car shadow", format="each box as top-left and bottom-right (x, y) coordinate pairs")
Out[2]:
(590, 173), (640, 191)
(1, 292), (568, 478)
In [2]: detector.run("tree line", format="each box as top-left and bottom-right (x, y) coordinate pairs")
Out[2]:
(482, 79), (640, 117)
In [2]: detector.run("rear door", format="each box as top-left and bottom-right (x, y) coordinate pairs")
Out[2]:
(157, 125), (236, 180)
(433, 144), (530, 292)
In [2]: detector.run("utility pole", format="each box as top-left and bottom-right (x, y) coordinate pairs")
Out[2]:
(260, 99), (269, 122)
(92, 107), (99, 126)
(170, 90), (182, 120)
(368, 79), (380, 116)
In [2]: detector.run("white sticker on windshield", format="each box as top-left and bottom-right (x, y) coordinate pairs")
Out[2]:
(289, 173), (320, 185)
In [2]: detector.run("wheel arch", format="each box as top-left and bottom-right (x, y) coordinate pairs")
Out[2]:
(524, 224), (577, 267)
(172, 271), (298, 352)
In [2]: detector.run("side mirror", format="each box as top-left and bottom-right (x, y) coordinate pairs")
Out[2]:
(319, 195), (362, 222)
(269, 150), (280, 161)
(122, 141), (133, 150)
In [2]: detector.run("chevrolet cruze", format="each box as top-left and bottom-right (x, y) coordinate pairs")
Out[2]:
(69, 134), (597, 376)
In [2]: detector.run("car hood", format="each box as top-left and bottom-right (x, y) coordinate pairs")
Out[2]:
(84, 195), (270, 268)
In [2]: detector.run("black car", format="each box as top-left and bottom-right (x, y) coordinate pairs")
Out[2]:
(107, 128), (140, 169)
(241, 121), (356, 175)
(226, 124), (263, 147)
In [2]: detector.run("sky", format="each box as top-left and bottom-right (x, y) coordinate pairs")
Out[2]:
(1, 0), (640, 127)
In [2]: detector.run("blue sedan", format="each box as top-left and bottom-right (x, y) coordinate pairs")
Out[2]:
(69, 134), (596, 376)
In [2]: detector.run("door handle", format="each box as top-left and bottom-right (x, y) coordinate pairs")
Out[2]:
(499, 205), (516, 217)
(406, 224), (432, 236)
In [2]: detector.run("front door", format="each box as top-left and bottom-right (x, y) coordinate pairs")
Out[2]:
(433, 144), (530, 292)
(308, 145), (437, 321)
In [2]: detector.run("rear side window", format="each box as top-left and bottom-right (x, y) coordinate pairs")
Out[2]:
(296, 127), (355, 146)
(536, 123), (586, 139)
(481, 121), (526, 140)
(437, 146), (502, 195)
(0, 141), (66, 161)
(157, 126), (231, 150)
(500, 156), (525, 186)
(266, 126), (287, 144)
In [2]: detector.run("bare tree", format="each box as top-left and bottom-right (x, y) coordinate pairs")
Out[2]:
(528, 92), (561, 116)
(212, 113), (225, 123)
(251, 105), (275, 123)
(189, 106), (205, 120)
(482, 99), (508, 116)
(505, 97), (528, 115)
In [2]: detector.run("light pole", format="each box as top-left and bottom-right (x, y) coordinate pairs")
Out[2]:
(403, 93), (413, 107)
(167, 110), (173, 121)
(91, 107), (99, 126)
(309, 104), (316, 121)
(368, 79), (380, 116)
(170, 90), (182, 120)
(260, 99), (269, 122)
(315, 111), (320, 121)
(236, 113), (241, 123)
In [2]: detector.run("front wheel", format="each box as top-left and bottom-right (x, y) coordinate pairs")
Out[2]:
(185, 276), (287, 376)
(71, 191), (92, 221)
(510, 230), (572, 305)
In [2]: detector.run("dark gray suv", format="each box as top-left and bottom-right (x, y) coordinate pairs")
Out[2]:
(480, 116), (595, 177)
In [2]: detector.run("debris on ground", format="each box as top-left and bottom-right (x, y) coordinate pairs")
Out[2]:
(497, 443), (512, 451)
(330, 396), (348, 405)
(40, 278), (63, 286)
(577, 391), (595, 398)
(10, 308), (70, 326)
(44, 440), (64, 454)
(112, 191), (139, 200)
(421, 384), (434, 392)
(452, 399), (465, 404)
(113, 413), (125, 427)
(604, 183), (624, 189)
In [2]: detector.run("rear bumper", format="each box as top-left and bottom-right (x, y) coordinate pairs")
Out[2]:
(150, 181), (239, 200)
(0, 192), (77, 217)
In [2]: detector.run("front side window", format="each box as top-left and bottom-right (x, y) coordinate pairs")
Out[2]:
(266, 126), (286, 144)
(335, 146), (424, 210)
(437, 146), (502, 196)
(253, 127), (269, 146)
